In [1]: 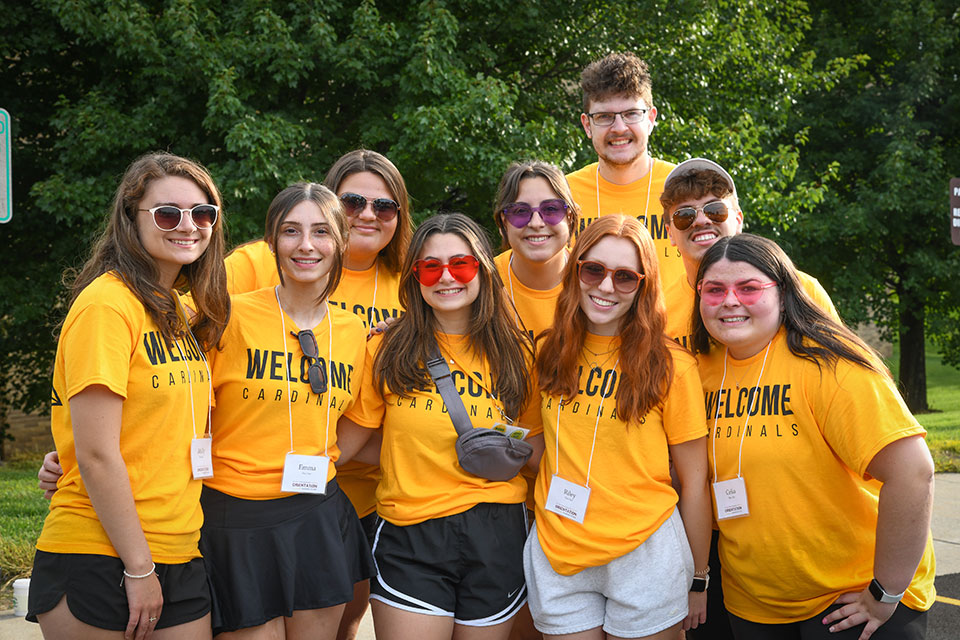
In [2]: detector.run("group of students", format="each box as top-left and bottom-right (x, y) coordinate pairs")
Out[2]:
(27, 51), (936, 640)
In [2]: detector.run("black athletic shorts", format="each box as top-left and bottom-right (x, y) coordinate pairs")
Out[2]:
(370, 502), (528, 626)
(728, 600), (927, 640)
(26, 551), (209, 630)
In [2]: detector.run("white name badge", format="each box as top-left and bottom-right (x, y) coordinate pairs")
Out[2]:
(713, 477), (750, 520)
(191, 437), (213, 479)
(281, 454), (330, 494)
(544, 475), (591, 524)
(492, 422), (530, 440)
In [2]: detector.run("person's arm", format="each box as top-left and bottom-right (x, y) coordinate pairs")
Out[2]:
(670, 436), (711, 631)
(37, 450), (61, 499)
(335, 415), (379, 466)
(525, 433), (545, 470)
(71, 385), (163, 640)
(822, 435), (933, 639)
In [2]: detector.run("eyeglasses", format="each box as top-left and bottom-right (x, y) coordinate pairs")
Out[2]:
(412, 256), (480, 287)
(139, 205), (219, 231)
(292, 330), (328, 394)
(697, 280), (778, 306)
(670, 201), (729, 231)
(586, 108), (649, 127)
(339, 193), (400, 222)
(501, 199), (568, 228)
(577, 260), (645, 293)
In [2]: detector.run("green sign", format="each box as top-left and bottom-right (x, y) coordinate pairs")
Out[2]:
(0, 108), (10, 224)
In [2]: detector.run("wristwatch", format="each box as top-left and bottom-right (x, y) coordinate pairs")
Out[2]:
(690, 575), (709, 592)
(868, 578), (905, 604)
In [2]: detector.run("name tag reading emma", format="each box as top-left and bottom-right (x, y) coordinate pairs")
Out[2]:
(713, 477), (750, 520)
(545, 475), (591, 524)
(191, 437), (213, 479)
(492, 422), (530, 440)
(281, 454), (330, 494)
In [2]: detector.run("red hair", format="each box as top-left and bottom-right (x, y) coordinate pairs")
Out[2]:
(536, 216), (674, 423)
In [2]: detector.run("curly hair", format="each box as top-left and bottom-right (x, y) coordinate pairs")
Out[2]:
(580, 51), (653, 112)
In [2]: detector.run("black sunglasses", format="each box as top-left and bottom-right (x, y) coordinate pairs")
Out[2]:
(292, 330), (327, 394)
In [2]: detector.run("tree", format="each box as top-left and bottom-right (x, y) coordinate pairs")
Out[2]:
(780, 0), (960, 411)
(0, 0), (840, 429)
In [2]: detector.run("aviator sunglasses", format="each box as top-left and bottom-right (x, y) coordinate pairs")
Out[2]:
(339, 193), (400, 222)
(139, 204), (219, 231)
(670, 201), (729, 231)
(697, 280), (778, 306)
(501, 199), (568, 228)
(412, 255), (480, 287)
(292, 329), (328, 395)
(577, 260), (645, 293)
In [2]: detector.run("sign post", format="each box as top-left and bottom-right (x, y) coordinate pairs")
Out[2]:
(952, 178), (960, 246)
(0, 108), (10, 224)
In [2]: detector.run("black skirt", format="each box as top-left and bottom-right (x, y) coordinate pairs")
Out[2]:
(199, 479), (375, 634)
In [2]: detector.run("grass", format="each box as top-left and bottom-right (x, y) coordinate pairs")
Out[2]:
(887, 342), (960, 472)
(0, 455), (48, 609)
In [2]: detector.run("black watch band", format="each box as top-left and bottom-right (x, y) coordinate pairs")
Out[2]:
(690, 575), (708, 592)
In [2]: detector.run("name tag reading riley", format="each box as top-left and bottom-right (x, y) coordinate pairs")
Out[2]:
(191, 437), (213, 479)
(713, 477), (750, 520)
(545, 475), (591, 524)
(281, 454), (330, 494)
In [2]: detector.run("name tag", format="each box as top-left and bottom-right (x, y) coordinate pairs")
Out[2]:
(544, 475), (591, 524)
(191, 437), (213, 479)
(281, 453), (330, 494)
(492, 422), (530, 440)
(713, 477), (750, 520)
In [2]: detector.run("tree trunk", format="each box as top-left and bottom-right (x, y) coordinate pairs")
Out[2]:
(898, 294), (928, 413)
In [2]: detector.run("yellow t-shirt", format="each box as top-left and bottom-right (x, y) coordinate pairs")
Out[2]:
(566, 159), (681, 286)
(698, 329), (936, 622)
(346, 333), (541, 526)
(37, 273), (207, 562)
(326, 261), (403, 517)
(205, 287), (368, 500)
(494, 249), (563, 342)
(663, 269), (839, 349)
(534, 336), (706, 575)
(225, 239), (279, 294)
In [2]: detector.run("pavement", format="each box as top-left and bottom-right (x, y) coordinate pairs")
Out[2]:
(2, 474), (959, 640)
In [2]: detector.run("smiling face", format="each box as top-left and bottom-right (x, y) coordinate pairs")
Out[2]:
(502, 176), (571, 266)
(136, 175), (214, 289)
(417, 232), (481, 334)
(272, 200), (336, 289)
(667, 194), (743, 271)
(577, 235), (641, 336)
(699, 258), (782, 359)
(337, 171), (398, 270)
(580, 94), (657, 170)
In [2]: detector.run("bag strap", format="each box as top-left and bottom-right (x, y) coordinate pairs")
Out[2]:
(425, 348), (474, 436)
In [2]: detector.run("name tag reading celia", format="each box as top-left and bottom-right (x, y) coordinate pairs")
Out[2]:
(281, 453), (330, 494)
(545, 475), (591, 524)
(713, 477), (750, 520)
(492, 422), (530, 440)
(191, 437), (213, 479)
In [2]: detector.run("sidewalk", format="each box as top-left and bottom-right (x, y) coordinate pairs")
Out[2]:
(3, 474), (958, 640)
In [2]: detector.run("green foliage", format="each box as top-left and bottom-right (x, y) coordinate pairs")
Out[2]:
(0, 460), (48, 585)
(1, 0), (852, 418)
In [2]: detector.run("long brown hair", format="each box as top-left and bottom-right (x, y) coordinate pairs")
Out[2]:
(66, 152), (229, 350)
(323, 149), (413, 273)
(692, 234), (884, 375)
(374, 213), (533, 419)
(264, 183), (349, 302)
(536, 215), (673, 423)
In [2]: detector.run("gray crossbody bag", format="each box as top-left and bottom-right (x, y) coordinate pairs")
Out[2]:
(425, 350), (532, 482)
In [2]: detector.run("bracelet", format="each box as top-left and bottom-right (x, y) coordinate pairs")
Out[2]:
(694, 565), (710, 578)
(120, 562), (157, 584)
